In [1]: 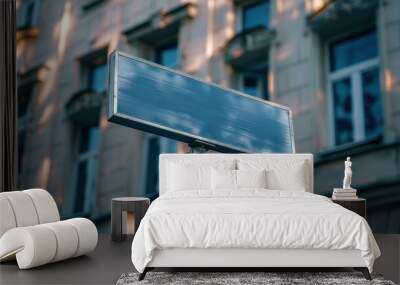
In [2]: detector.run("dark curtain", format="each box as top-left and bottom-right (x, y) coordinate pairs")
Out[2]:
(0, 0), (17, 192)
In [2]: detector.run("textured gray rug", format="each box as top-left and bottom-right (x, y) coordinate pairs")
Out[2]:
(116, 272), (395, 285)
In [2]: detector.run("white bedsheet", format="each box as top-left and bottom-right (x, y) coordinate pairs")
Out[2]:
(131, 190), (380, 273)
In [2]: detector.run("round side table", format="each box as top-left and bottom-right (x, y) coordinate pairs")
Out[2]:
(111, 197), (150, 242)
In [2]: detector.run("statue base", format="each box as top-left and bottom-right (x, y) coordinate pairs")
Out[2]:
(334, 188), (357, 192)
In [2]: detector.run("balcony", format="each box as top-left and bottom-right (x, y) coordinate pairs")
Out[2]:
(306, 0), (379, 38)
(65, 89), (103, 126)
(225, 26), (275, 68)
(123, 2), (198, 44)
(16, 0), (40, 41)
(16, 23), (39, 41)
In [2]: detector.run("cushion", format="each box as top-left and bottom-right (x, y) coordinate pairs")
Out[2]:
(24, 189), (60, 224)
(211, 168), (236, 190)
(237, 159), (308, 191)
(0, 189), (97, 269)
(0, 191), (39, 227)
(0, 218), (97, 269)
(166, 159), (235, 191)
(0, 196), (16, 237)
(236, 169), (267, 188)
(0, 189), (60, 237)
(167, 163), (211, 191)
(211, 169), (268, 190)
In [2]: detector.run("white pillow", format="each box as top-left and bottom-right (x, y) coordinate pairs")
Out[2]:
(211, 169), (268, 190)
(236, 169), (267, 189)
(211, 168), (236, 190)
(237, 159), (308, 191)
(167, 163), (211, 191)
(166, 159), (236, 192)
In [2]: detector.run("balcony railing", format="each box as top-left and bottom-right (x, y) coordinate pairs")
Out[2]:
(225, 26), (275, 68)
(124, 2), (198, 44)
(65, 89), (104, 126)
(306, 0), (379, 38)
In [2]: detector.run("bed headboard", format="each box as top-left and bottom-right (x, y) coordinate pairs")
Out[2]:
(159, 154), (314, 195)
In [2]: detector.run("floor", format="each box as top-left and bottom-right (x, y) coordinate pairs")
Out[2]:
(0, 234), (399, 285)
(0, 235), (133, 285)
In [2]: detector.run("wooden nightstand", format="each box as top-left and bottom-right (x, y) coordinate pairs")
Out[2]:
(111, 197), (150, 242)
(331, 198), (366, 219)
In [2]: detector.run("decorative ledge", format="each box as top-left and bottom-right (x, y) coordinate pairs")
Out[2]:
(65, 89), (103, 126)
(16, 25), (39, 41)
(18, 64), (49, 86)
(233, 0), (257, 6)
(225, 26), (275, 68)
(82, 0), (108, 12)
(314, 136), (400, 166)
(306, 0), (379, 38)
(123, 2), (198, 44)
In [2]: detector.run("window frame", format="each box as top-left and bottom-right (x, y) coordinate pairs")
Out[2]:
(325, 29), (381, 147)
(86, 55), (107, 93)
(87, 61), (107, 94)
(141, 134), (177, 198)
(238, 72), (268, 100)
(17, 81), (36, 179)
(17, 83), (34, 130)
(79, 48), (108, 93)
(236, 0), (271, 33)
(70, 125), (100, 216)
(154, 39), (180, 69)
(17, 0), (39, 30)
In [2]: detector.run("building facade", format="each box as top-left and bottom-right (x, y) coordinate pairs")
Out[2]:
(16, 0), (400, 232)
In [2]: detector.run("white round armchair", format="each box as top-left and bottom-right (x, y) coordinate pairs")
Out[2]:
(0, 189), (98, 269)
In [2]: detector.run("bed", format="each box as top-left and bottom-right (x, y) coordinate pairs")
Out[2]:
(131, 154), (380, 280)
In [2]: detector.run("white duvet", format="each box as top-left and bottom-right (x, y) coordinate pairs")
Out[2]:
(131, 190), (380, 273)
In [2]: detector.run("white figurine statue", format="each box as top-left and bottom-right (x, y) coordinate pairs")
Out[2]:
(343, 157), (353, 189)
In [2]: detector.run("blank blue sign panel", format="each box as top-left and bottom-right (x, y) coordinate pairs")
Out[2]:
(108, 51), (294, 153)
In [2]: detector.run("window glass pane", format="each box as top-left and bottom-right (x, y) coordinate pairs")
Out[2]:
(88, 127), (99, 151)
(330, 30), (378, 71)
(330, 29), (378, 72)
(241, 73), (268, 99)
(79, 127), (90, 153)
(74, 160), (88, 213)
(25, 2), (35, 27)
(78, 126), (99, 153)
(242, 0), (269, 30)
(243, 75), (259, 97)
(362, 67), (383, 138)
(17, 86), (32, 118)
(18, 132), (26, 174)
(145, 137), (160, 199)
(156, 43), (178, 68)
(89, 63), (107, 93)
(333, 78), (353, 145)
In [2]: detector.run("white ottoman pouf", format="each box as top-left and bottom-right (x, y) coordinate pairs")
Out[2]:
(0, 189), (98, 269)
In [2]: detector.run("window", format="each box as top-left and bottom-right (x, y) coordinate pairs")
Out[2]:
(68, 52), (105, 214)
(241, 0), (270, 31)
(142, 41), (179, 199)
(17, 84), (34, 175)
(87, 59), (107, 93)
(144, 137), (160, 199)
(155, 42), (178, 69)
(17, 0), (38, 29)
(73, 125), (99, 214)
(240, 72), (268, 99)
(328, 29), (382, 146)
